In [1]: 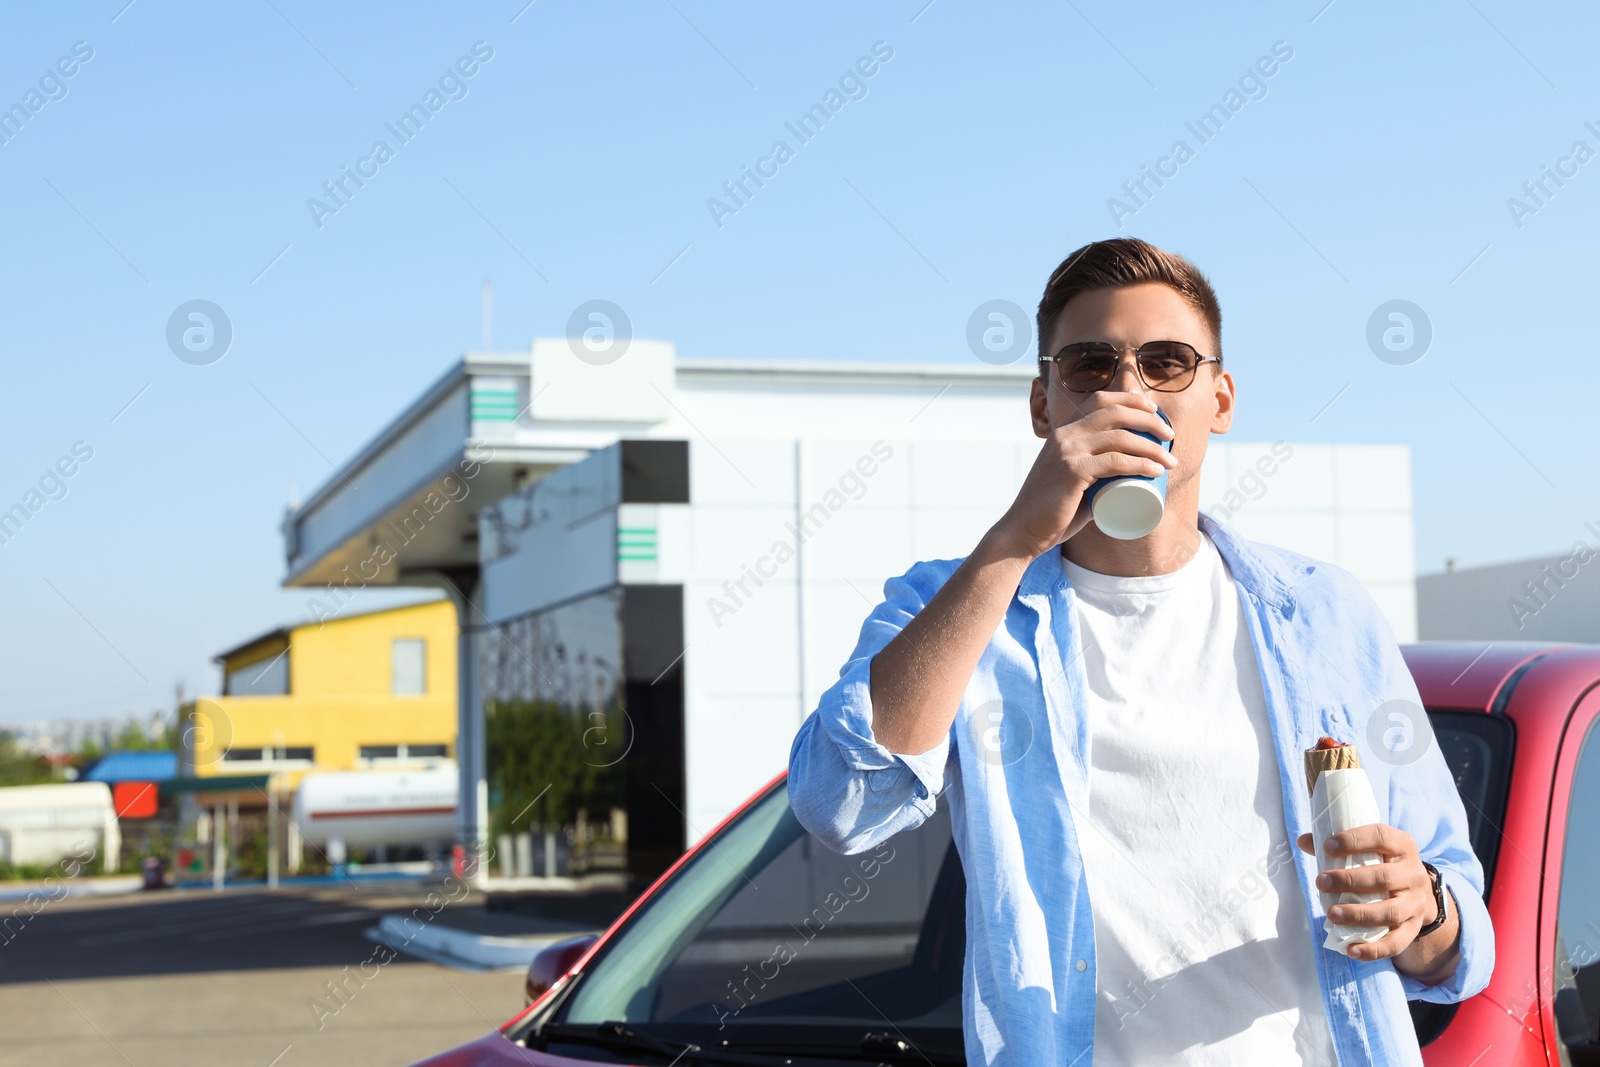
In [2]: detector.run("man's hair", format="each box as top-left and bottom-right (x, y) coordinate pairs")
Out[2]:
(1035, 238), (1223, 373)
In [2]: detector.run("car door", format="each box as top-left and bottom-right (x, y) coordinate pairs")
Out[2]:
(1546, 689), (1600, 1065)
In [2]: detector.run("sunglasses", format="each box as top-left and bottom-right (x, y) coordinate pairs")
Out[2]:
(1040, 340), (1222, 393)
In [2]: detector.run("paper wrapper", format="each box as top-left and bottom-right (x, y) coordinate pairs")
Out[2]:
(1304, 742), (1361, 796)
(1305, 745), (1388, 954)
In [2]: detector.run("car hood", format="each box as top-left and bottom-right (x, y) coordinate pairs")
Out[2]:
(408, 1030), (625, 1067)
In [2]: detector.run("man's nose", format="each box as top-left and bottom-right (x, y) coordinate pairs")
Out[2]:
(1111, 352), (1144, 392)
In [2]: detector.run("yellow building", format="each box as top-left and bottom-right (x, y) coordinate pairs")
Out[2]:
(183, 599), (457, 790)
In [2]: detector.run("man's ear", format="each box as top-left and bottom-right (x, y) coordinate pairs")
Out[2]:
(1209, 368), (1236, 435)
(1029, 376), (1052, 438)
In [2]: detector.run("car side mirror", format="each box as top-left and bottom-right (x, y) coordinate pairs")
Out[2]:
(525, 933), (599, 1004)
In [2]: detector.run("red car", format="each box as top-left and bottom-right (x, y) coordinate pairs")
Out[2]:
(411, 640), (1600, 1066)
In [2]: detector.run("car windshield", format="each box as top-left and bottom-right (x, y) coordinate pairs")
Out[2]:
(543, 779), (963, 1061)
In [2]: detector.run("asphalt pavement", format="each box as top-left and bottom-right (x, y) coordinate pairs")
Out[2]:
(0, 881), (532, 1067)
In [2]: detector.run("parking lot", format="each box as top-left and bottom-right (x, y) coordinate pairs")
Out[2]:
(0, 883), (526, 1067)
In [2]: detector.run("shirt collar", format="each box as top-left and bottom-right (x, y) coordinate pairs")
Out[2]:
(1015, 509), (1313, 618)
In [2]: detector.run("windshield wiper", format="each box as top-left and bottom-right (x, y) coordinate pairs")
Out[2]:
(861, 1032), (964, 1065)
(536, 1021), (760, 1066)
(719, 1030), (964, 1066)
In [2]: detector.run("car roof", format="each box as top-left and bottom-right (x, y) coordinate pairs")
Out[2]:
(1402, 641), (1570, 712)
(1403, 640), (1600, 738)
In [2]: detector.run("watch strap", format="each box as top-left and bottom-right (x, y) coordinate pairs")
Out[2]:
(1418, 861), (1448, 937)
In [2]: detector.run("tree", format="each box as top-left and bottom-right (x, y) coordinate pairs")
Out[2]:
(116, 716), (172, 751)
(0, 732), (54, 787)
(485, 694), (627, 843)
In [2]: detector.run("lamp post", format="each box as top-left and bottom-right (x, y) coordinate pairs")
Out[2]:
(267, 770), (279, 890)
(268, 731), (284, 890)
(211, 799), (224, 892)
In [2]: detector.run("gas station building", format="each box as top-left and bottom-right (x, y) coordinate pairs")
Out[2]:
(280, 339), (1418, 889)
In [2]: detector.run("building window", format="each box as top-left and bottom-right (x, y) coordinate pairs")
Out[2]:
(224, 650), (289, 697)
(221, 746), (313, 766)
(358, 743), (448, 765)
(392, 638), (426, 695)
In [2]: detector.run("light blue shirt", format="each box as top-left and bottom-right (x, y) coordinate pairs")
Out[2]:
(786, 510), (1493, 1066)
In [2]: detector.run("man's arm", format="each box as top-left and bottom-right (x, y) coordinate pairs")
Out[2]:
(786, 559), (960, 854)
(1396, 877), (1462, 984)
(786, 528), (1041, 855)
(1306, 577), (1495, 1002)
(1388, 739), (1497, 998)
(867, 532), (1033, 755)
(870, 390), (1175, 755)
(1378, 632), (1495, 1003)
(789, 390), (1176, 851)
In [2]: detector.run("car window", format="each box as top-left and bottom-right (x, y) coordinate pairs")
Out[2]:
(1409, 710), (1516, 1048)
(1554, 713), (1600, 1053)
(544, 782), (964, 1061)
(1426, 710), (1515, 900)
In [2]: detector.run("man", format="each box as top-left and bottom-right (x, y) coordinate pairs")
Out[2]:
(786, 238), (1492, 1065)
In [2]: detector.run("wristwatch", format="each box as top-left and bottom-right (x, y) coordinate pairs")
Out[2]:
(1418, 861), (1448, 937)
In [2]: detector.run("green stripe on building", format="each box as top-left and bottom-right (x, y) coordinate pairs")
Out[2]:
(619, 525), (658, 561)
(470, 388), (521, 421)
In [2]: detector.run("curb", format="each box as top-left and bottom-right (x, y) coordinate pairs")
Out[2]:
(0, 875), (143, 902)
(366, 913), (598, 973)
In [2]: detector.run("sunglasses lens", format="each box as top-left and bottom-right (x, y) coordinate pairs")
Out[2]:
(1058, 344), (1116, 390)
(1138, 342), (1198, 389)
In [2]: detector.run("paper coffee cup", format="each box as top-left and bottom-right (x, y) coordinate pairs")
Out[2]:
(1086, 407), (1173, 540)
(1090, 478), (1166, 540)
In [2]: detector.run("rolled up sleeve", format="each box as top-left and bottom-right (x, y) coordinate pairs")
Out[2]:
(787, 560), (955, 855)
(1405, 864), (1494, 1003)
(1393, 757), (1494, 1004)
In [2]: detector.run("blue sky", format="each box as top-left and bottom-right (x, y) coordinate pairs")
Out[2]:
(1, 0), (1594, 724)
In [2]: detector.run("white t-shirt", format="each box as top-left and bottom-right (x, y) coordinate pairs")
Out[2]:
(1061, 529), (1338, 1066)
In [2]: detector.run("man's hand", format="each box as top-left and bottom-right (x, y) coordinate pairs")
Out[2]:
(1295, 824), (1462, 983)
(993, 389), (1177, 560)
